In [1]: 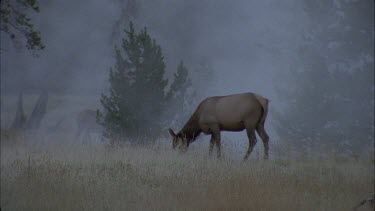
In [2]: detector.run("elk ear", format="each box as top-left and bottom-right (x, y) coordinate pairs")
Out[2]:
(168, 128), (176, 138)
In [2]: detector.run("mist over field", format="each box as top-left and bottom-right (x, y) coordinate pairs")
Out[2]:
(1, 0), (374, 210)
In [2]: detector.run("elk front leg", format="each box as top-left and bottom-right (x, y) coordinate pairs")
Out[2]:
(213, 132), (221, 158)
(209, 125), (221, 158)
(209, 137), (215, 156)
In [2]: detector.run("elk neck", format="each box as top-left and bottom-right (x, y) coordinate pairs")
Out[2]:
(179, 111), (202, 142)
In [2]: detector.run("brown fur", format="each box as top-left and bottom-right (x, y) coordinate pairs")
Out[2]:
(169, 92), (269, 159)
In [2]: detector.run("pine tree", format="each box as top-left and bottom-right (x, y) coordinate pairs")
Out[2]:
(1, 0), (44, 50)
(99, 22), (168, 142)
(166, 61), (193, 128)
(167, 61), (191, 101)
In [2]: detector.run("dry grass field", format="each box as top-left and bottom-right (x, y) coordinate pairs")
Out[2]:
(1, 132), (374, 211)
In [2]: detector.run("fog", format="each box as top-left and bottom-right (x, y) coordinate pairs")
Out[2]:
(1, 0), (374, 155)
(1, 1), (306, 94)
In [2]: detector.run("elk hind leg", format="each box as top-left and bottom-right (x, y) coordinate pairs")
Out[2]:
(244, 128), (257, 160)
(256, 124), (269, 159)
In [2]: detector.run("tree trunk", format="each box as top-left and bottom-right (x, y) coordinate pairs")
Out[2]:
(10, 93), (27, 130)
(25, 91), (48, 130)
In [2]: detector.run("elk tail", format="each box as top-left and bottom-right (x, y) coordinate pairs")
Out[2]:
(254, 94), (269, 126)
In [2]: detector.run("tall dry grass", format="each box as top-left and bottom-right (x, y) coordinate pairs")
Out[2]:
(1, 133), (374, 211)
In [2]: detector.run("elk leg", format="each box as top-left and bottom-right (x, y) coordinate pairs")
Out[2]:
(215, 135), (221, 158)
(256, 125), (269, 160)
(210, 125), (221, 158)
(244, 129), (257, 160)
(209, 137), (215, 156)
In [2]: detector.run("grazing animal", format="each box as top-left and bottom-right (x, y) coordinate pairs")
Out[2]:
(75, 109), (102, 143)
(169, 92), (269, 160)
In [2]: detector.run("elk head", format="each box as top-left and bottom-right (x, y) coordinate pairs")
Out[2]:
(168, 128), (189, 152)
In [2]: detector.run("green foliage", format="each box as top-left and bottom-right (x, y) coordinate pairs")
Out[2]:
(168, 61), (192, 100)
(0, 0), (44, 51)
(99, 22), (184, 142)
(166, 61), (194, 128)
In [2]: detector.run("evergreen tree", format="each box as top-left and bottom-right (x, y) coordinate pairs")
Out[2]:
(166, 61), (193, 128)
(0, 0), (44, 51)
(167, 61), (191, 101)
(99, 22), (168, 142)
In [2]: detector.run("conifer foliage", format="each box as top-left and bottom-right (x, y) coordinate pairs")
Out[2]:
(99, 22), (191, 142)
(0, 0), (44, 50)
(166, 61), (194, 128)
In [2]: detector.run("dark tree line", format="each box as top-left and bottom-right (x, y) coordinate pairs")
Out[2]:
(274, 0), (374, 155)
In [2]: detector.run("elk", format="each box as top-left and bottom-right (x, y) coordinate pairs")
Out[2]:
(75, 109), (102, 143)
(168, 92), (269, 160)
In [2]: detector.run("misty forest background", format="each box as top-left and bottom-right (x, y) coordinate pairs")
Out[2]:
(1, 0), (374, 156)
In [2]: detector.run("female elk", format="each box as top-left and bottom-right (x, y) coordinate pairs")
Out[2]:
(169, 92), (269, 160)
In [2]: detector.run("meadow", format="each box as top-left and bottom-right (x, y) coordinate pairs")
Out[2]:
(1, 131), (374, 211)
